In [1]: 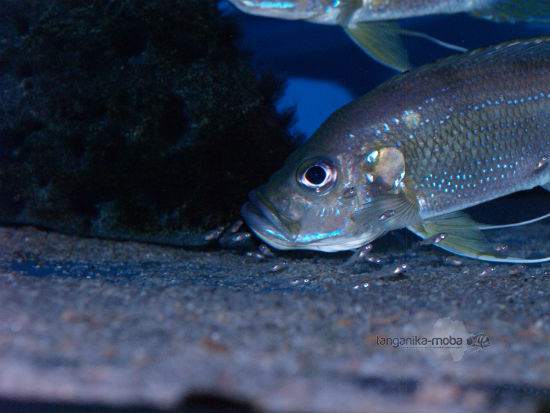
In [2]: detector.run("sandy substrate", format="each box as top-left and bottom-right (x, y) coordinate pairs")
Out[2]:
(0, 226), (548, 412)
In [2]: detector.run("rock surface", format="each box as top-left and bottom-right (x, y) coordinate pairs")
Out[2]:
(0, 225), (548, 412)
(0, 0), (295, 239)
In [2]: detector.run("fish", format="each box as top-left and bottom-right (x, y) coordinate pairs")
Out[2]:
(227, 0), (550, 71)
(241, 37), (550, 263)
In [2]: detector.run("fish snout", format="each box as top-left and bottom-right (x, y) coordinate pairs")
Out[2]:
(241, 190), (297, 247)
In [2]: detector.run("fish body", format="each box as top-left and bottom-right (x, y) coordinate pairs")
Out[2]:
(229, 0), (481, 23)
(241, 37), (550, 263)
(228, 0), (550, 70)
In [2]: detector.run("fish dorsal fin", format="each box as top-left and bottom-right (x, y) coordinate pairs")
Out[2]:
(408, 211), (550, 263)
(344, 21), (412, 71)
(471, 0), (550, 24)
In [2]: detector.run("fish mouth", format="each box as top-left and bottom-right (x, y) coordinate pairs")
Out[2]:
(241, 190), (296, 249)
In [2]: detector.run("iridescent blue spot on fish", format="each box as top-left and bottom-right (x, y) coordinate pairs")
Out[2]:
(254, 1), (295, 9)
(366, 150), (378, 163)
(300, 229), (343, 243)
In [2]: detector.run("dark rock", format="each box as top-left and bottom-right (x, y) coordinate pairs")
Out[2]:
(0, 0), (296, 245)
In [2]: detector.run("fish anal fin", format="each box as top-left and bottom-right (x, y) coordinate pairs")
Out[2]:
(344, 21), (411, 72)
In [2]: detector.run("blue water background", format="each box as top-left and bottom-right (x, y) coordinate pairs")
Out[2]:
(220, 1), (548, 138)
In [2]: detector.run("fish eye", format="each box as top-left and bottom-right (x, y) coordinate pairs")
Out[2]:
(298, 158), (337, 193)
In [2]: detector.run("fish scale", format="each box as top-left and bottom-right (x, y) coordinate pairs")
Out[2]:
(336, 37), (550, 218)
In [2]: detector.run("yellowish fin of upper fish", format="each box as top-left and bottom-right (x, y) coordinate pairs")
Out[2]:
(228, 0), (549, 71)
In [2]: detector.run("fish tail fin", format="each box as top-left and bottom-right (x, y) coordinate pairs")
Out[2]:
(408, 211), (550, 264)
(471, 0), (550, 24)
(344, 22), (412, 72)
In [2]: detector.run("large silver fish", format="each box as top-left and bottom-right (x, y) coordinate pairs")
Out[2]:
(241, 37), (550, 263)
(228, 0), (549, 71)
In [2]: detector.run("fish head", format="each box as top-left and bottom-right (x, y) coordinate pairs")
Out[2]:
(242, 115), (414, 252)
(227, 0), (337, 20)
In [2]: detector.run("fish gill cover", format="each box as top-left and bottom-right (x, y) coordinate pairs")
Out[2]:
(0, 0), (296, 243)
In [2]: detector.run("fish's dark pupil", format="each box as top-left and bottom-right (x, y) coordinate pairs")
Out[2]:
(305, 165), (326, 185)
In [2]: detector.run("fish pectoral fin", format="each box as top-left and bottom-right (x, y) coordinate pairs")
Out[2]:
(409, 211), (550, 264)
(470, 0), (550, 25)
(351, 191), (419, 232)
(344, 21), (411, 72)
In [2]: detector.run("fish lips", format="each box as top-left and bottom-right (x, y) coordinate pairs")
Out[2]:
(241, 190), (294, 248)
